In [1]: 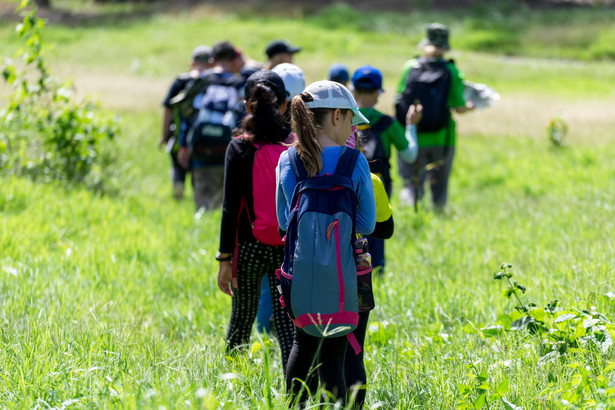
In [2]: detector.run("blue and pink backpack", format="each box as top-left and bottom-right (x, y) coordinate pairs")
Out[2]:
(277, 146), (360, 338)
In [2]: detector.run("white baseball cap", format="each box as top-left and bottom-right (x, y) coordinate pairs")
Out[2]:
(271, 63), (305, 100)
(303, 80), (369, 125)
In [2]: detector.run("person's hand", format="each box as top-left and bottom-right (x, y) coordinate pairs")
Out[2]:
(454, 101), (476, 114)
(217, 261), (237, 297)
(177, 147), (190, 169)
(158, 136), (168, 149)
(406, 103), (423, 126)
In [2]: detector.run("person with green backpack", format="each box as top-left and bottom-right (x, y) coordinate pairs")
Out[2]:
(395, 23), (475, 209)
(160, 45), (212, 200)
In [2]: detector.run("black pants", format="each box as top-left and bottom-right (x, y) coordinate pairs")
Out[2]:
(344, 311), (370, 408)
(286, 328), (348, 406)
(226, 241), (294, 370)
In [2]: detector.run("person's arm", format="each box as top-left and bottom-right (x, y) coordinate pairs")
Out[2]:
(453, 103), (475, 114)
(217, 140), (248, 296)
(176, 118), (191, 169)
(354, 154), (376, 235)
(218, 141), (245, 255)
(401, 103), (422, 162)
(275, 151), (294, 232)
(160, 107), (172, 148)
(448, 62), (474, 114)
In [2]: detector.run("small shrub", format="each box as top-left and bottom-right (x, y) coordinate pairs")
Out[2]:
(0, 0), (120, 192)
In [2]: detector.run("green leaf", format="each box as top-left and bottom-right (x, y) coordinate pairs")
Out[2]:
(583, 318), (600, 329)
(573, 324), (586, 338)
(494, 271), (505, 280)
(546, 299), (559, 313)
(555, 313), (576, 323)
(502, 288), (515, 298)
(529, 308), (546, 322)
(496, 379), (509, 395)
(571, 373), (584, 387)
(477, 371), (489, 383)
(496, 314), (512, 329)
(511, 316), (533, 330)
(514, 282), (526, 293)
(472, 393), (487, 409)
(459, 384), (472, 395)
(481, 325), (504, 337)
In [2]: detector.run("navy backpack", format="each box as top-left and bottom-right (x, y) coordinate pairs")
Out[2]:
(277, 146), (360, 338)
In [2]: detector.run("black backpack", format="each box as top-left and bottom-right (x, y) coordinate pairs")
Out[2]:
(395, 57), (452, 133)
(182, 71), (242, 165)
(356, 115), (394, 194)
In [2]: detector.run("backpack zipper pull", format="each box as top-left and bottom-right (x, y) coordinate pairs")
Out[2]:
(326, 220), (339, 240)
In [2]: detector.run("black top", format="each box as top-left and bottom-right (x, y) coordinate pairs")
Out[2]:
(218, 137), (258, 254)
(162, 73), (191, 108)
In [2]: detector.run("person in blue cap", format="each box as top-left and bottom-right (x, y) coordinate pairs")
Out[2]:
(328, 63), (350, 87)
(351, 64), (419, 274)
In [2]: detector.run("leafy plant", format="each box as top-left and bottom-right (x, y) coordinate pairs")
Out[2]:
(493, 263), (614, 358)
(0, 0), (119, 191)
(456, 360), (519, 409)
(547, 116), (568, 147)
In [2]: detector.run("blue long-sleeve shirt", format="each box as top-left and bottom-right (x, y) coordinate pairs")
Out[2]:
(276, 146), (376, 235)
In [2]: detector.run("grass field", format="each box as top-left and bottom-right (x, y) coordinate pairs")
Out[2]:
(1, 1), (615, 408)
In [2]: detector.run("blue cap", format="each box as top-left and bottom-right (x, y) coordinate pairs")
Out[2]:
(351, 65), (383, 91)
(328, 63), (349, 84)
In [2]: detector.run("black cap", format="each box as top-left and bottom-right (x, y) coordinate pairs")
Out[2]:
(244, 70), (287, 103)
(265, 40), (301, 59)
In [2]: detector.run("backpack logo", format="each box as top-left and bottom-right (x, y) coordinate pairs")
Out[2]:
(396, 58), (452, 132)
(277, 146), (360, 338)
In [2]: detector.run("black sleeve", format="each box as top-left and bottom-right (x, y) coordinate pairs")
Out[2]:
(218, 140), (253, 253)
(162, 76), (188, 108)
(368, 215), (394, 240)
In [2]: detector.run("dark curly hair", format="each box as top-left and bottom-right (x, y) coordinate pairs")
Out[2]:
(240, 82), (288, 144)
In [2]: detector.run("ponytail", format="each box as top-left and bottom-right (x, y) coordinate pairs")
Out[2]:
(291, 93), (331, 177)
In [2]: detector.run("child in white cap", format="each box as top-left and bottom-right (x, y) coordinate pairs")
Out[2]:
(276, 80), (376, 406)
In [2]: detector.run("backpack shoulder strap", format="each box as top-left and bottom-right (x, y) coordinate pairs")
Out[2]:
(288, 146), (308, 182)
(370, 115), (394, 134)
(334, 146), (360, 179)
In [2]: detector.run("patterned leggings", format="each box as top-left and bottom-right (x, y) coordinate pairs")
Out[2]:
(226, 241), (294, 369)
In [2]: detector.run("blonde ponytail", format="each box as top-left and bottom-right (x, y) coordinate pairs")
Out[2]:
(291, 93), (323, 177)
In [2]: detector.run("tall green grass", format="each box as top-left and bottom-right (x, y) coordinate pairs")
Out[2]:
(1, 2), (615, 408)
